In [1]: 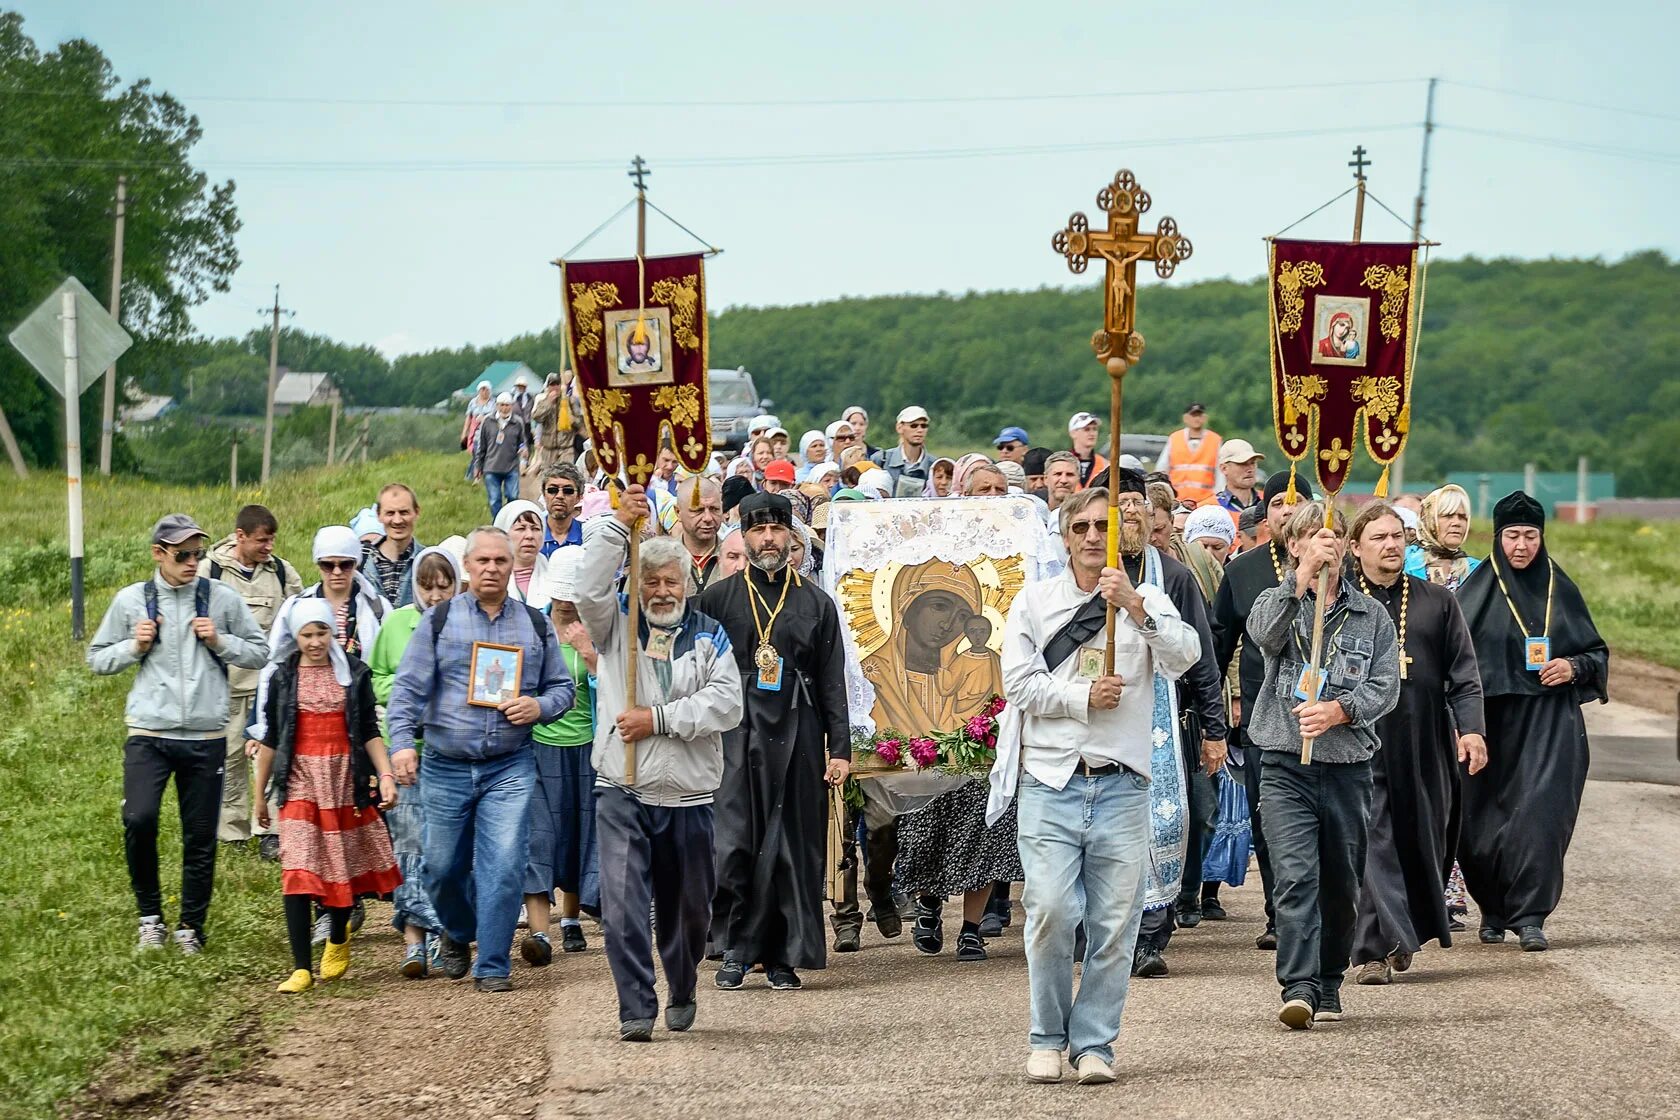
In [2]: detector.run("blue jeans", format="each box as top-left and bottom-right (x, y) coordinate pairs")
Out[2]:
(483, 470), (520, 518)
(1016, 769), (1151, 1065)
(420, 749), (536, 979)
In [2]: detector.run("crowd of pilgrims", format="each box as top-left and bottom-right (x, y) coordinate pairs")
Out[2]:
(87, 396), (1608, 1073)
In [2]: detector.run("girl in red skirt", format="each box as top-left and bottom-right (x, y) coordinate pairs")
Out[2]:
(254, 599), (401, 992)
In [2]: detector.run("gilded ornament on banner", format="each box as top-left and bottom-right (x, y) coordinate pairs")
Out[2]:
(569, 281), (621, 358)
(1361, 265), (1409, 341)
(649, 275), (701, 351)
(585, 387), (630, 433)
(1351, 375), (1401, 423)
(1281, 373), (1327, 426)
(653, 383), (701, 428)
(627, 453), (655, 484)
(1319, 437), (1352, 473)
(1275, 261), (1326, 336)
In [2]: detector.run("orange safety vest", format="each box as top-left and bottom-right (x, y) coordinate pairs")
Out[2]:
(1166, 429), (1221, 505)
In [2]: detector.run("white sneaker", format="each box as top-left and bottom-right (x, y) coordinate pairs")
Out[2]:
(136, 917), (167, 952)
(1074, 1053), (1117, 1085)
(172, 927), (204, 956)
(1026, 1049), (1063, 1083)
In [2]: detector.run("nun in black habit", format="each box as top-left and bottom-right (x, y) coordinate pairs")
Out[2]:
(1456, 491), (1608, 951)
(699, 492), (851, 989)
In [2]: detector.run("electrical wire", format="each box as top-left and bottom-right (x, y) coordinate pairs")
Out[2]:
(1440, 79), (1680, 126)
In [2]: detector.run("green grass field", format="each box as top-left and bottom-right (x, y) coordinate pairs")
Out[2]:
(0, 452), (1674, 1118)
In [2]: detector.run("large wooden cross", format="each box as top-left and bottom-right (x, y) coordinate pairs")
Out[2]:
(1050, 169), (1192, 672)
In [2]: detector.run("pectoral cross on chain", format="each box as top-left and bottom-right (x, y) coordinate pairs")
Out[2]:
(1052, 169), (1193, 365)
(1399, 648), (1412, 681)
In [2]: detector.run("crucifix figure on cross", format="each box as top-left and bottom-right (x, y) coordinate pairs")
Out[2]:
(1049, 168), (1193, 673)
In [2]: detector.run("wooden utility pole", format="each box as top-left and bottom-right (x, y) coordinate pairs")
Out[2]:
(1392, 81), (1437, 498)
(0, 405), (27, 477)
(99, 175), (127, 475)
(259, 286), (293, 485)
(231, 437), (239, 489)
(1300, 147), (1370, 766)
(327, 395), (339, 465)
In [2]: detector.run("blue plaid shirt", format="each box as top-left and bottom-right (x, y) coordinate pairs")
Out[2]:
(386, 591), (574, 761)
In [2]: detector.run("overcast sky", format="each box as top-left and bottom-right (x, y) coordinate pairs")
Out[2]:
(15, 1), (1679, 356)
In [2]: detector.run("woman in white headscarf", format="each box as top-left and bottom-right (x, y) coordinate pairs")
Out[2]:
(795, 430), (830, 483)
(253, 596), (400, 992)
(493, 499), (549, 604)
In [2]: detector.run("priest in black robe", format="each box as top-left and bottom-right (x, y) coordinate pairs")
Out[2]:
(1347, 502), (1487, 985)
(699, 492), (850, 990)
(1456, 491), (1608, 952)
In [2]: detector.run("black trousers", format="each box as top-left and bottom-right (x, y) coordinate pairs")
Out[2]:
(595, 787), (715, 1023)
(122, 735), (225, 934)
(1237, 733), (1277, 926)
(831, 807), (902, 934)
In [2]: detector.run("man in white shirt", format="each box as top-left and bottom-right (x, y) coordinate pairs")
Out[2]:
(995, 486), (1200, 1085)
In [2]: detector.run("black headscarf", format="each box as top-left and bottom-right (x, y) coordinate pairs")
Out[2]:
(721, 475), (755, 517)
(1457, 490), (1607, 700)
(738, 491), (793, 530)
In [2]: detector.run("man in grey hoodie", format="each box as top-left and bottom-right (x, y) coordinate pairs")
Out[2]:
(88, 514), (269, 954)
(1247, 501), (1399, 1031)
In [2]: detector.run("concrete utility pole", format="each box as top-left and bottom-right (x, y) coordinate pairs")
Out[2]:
(99, 175), (127, 475)
(1391, 78), (1437, 500)
(259, 285), (293, 485)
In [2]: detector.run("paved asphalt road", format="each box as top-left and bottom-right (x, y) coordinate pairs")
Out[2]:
(1586, 700), (1679, 785)
(540, 772), (1680, 1120)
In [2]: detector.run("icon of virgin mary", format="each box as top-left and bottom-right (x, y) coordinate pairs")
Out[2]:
(859, 559), (1003, 734)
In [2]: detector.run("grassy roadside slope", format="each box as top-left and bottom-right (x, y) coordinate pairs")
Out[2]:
(0, 452), (485, 1120)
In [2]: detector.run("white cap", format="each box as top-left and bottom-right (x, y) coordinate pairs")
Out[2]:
(768, 426), (789, 440)
(1218, 438), (1266, 466)
(1069, 411), (1101, 433)
(514, 372), (529, 385)
(896, 405), (929, 424)
(1118, 453), (1144, 472)
(496, 391), (513, 404)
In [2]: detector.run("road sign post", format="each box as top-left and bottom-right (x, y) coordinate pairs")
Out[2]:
(7, 277), (133, 639)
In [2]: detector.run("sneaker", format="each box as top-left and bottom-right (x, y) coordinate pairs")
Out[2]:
(136, 916), (168, 952)
(521, 931), (554, 967)
(1388, 947), (1414, 973)
(1026, 1049), (1063, 1083)
(912, 899), (944, 956)
(276, 968), (314, 993)
(1256, 927), (1279, 951)
(257, 834), (281, 862)
(1074, 1053), (1117, 1085)
(1518, 925), (1549, 952)
(172, 927), (204, 956)
(475, 975), (513, 993)
(435, 934), (472, 979)
(321, 934), (351, 980)
(1278, 998), (1315, 1030)
(833, 927), (861, 953)
(1448, 915), (1467, 932)
(955, 930), (987, 962)
(715, 954), (746, 990)
(347, 899), (365, 935)
(766, 965), (802, 991)
(666, 1001), (697, 1032)
(311, 910), (333, 947)
(1315, 992), (1344, 1022)
(1200, 896), (1228, 921)
(561, 924), (587, 953)
(401, 942), (429, 979)
(1356, 960), (1393, 985)
(976, 912), (1005, 939)
(619, 1018), (654, 1042)
(1133, 947), (1168, 978)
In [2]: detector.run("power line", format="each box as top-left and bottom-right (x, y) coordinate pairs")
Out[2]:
(1436, 123), (1680, 165)
(1440, 80), (1680, 126)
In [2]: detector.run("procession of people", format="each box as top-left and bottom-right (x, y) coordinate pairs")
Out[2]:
(88, 394), (1610, 1080)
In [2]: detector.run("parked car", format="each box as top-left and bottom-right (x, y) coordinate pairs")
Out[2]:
(1121, 433), (1168, 466)
(708, 367), (772, 453)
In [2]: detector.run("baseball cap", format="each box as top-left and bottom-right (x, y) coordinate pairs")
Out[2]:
(896, 405), (929, 425)
(514, 373), (529, 385)
(1185, 401), (1207, 414)
(764, 460), (796, 484)
(768, 427), (789, 441)
(1068, 411), (1101, 433)
(1118, 453), (1144, 472)
(1218, 438), (1266, 466)
(151, 513), (207, 547)
(993, 425), (1030, 447)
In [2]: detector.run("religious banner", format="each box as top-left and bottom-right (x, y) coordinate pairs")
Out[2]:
(822, 497), (1057, 780)
(560, 252), (709, 484)
(1266, 238), (1422, 496)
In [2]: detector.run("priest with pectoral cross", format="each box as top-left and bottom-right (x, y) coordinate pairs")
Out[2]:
(1346, 502), (1487, 987)
(700, 492), (851, 992)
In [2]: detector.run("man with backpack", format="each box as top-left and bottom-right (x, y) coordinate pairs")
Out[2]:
(208, 505), (303, 857)
(88, 514), (270, 954)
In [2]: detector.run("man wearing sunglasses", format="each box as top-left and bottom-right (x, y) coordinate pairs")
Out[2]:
(89, 514), (270, 956)
(869, 405), (933, 497)
(538, 463), (587, 558)
(993, 426), (1030, 467)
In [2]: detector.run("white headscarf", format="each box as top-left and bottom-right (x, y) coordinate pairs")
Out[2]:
(856, 467), (892, 499)
(492, 500), (548, 603)
(543, 544), (582, 604)
(797, 430), (826, 464)
(284, 597), (352, 686)
(824, 420), (853, 447)
(493, 499), (545, 536)
(313, 525), (382, 604)
(1184, 505), (1236, 550)
(791, 518), (816, 577)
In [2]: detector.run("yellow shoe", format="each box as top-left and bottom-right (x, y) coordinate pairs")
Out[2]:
(321, 935), (352, 980)
(277, 969), (314, 993)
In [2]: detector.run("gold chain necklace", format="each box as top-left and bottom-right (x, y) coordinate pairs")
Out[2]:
(746, 568), (793, 676)
(1358, 569), (1411, 680)
(1269, 541), (1286, 583)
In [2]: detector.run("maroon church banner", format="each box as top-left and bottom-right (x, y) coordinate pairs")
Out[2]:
(1267, 239), (1420, 497)
(560, 253), (710, 485)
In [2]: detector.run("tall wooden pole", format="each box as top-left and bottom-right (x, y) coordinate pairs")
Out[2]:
(261, 286), (281, 484)
(623, 155), (650, 786)
(99, 174), (127, 475)
(0, 404), (27, 477)
(1302, 152), (1368, 766)
(327, 395), (339, 465)
(1392, 79), (1437, 499)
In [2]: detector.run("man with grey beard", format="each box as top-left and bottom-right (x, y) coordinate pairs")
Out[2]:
(699, 492), (851, 992)
(577, 486), (743, 1041)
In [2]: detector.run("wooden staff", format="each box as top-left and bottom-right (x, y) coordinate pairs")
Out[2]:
(624, 504), (642, 785)
(1103, 355), (1127, 673)
(826, 783), (846, 902)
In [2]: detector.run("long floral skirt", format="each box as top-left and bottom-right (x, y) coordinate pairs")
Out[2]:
(280, 709), (402, 907)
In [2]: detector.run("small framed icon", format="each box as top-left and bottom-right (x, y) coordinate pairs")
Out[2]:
(468, 641), (525, 708)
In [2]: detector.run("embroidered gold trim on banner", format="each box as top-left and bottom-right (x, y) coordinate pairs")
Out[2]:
(585, 387), (630, 434)
(1274, 260), (1326, 336)
(1361, 264), (1409, 341)
(1351, 375), (1401, 423)
(649, 274), (701, 351)
(1281, 373), (1326, 427)
(653, 383), (701, 428)
(569, 282), (622, 358)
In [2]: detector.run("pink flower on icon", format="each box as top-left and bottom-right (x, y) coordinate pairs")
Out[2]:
(908, 737), (939, 769)
(875, 739), (903, 766)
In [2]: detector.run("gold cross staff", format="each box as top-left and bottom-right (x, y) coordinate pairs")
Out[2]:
(1050, 169), (1193, 672)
